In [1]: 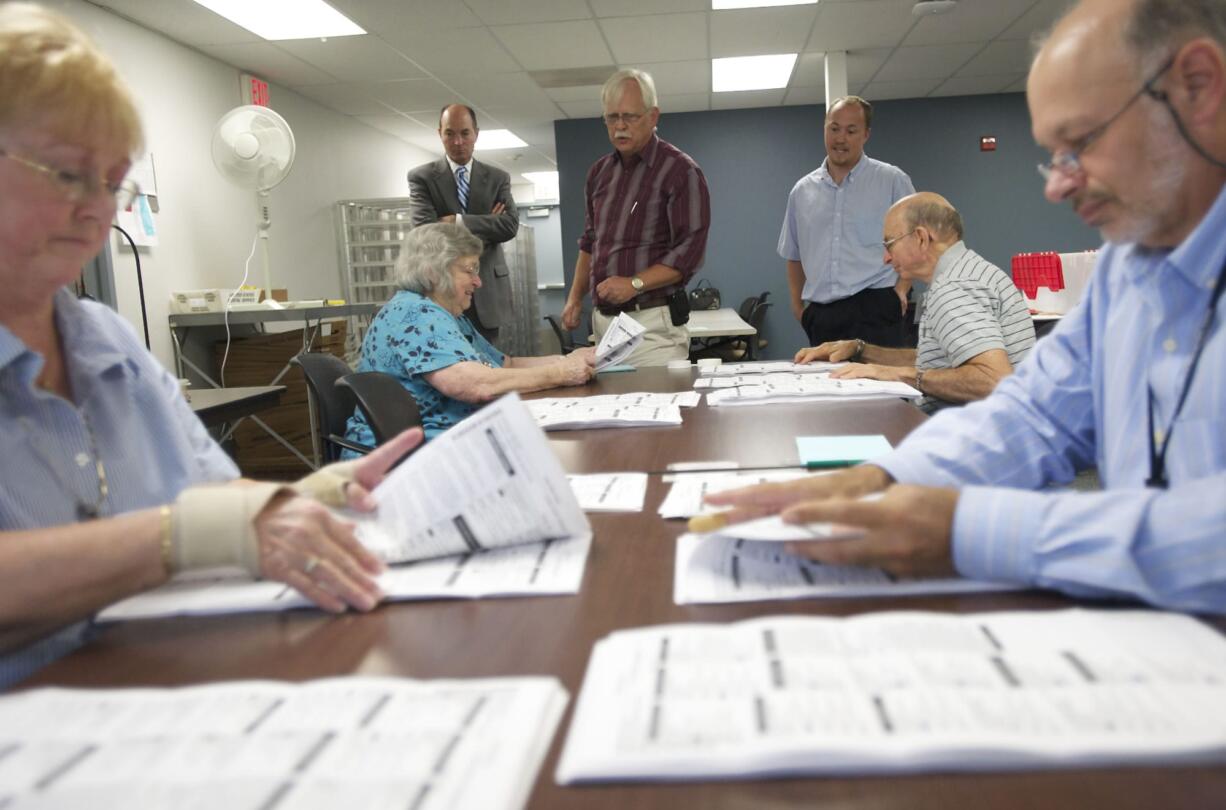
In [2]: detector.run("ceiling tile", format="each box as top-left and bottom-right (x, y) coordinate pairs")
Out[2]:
(600, 14), (708, 63)
(380, 27), (521, 74)
(90, 0), (258, 45)
(558, 99), (606, 119)
(198, 42), (336, 87)
(627, 60), (711, 96)
(999, 0), (1072, 40)
(591, 0), (708, 16)
(434, 72), (559, 111)
(294, 83), (391, 116)
(876, 43), (982, 82)
(1005, 74), (1029, 93)
(545, 84), (606, 102)
(791, 53), (827, 88)
(791, 49), (891, 88)
(904, 0), (1034, 46)
(360, 78), (461, 113)
(859, 77), (941, 100)
(710, 6), (817, 58)
(957, 38), (1032, 76)
(331, 0), (483, 30)
(806, 0), (917, 52)
(465, 0), (592, 26)
(710, 89), (786, 110)
(492, 21), (614, 70)
(933, 74), (1020, 97)
(784, 86), (825, 106)
(276, 37), (426, 83)
(356, 114), (441, 146)
(658, 93), (711, 113)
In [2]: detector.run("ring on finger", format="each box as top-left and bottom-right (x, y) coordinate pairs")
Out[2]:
(303, 555), (322, 575)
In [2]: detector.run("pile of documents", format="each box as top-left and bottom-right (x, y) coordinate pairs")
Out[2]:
(699, 360), (843, 376)
(0, 676), (567, 810)
(706, 376), (921, 406)
(527, 392), (696, 430)
(557, 610), (1226, 782)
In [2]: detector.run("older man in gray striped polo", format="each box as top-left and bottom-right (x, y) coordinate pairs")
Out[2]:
(796, 192), (1035, 412)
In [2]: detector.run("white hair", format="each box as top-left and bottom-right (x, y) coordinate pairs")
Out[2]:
(601, 68), (658, 111)
(394, 223), (482, 298)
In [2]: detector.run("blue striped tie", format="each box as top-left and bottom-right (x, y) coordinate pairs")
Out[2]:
(456, 165), (469, 212)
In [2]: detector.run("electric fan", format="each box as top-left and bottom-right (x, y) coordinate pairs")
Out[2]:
(210, 104), (296, 303)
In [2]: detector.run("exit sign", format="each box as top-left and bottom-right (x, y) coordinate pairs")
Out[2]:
(241, 73), (270, 107)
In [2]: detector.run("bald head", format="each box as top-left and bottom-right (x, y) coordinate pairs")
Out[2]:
(889, 192), (963, 243)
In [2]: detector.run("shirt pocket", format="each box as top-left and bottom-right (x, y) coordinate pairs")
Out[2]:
(853, 215), (884, 249)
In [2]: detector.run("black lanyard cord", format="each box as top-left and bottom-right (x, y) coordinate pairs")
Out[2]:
(1145, 255), (1226, 488)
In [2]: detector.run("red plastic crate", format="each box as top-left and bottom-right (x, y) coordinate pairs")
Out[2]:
(1011, 251), (1065, 298)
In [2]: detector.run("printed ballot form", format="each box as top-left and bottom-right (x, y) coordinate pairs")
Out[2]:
(528, 392), (697, 431)
(594, 312), (646, 371)
(699, 361), (844, 376)
(556, 610), (1226, 783)
(0, 676), (567, 810)
(568, 473), (649, 512)
(657, 470), (820, 519)
(706, 377), (921, 406)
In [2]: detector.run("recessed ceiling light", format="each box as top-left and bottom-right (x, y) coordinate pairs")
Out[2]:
(713, 0), (817, 9)
(712, 54), (798, 92)
(189, 0), (364, 40)
(912, 0), (959, 17)
(477, 130), (529, 150)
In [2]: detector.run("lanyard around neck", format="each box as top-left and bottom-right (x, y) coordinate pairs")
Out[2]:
(1145, 254), (1226, 488)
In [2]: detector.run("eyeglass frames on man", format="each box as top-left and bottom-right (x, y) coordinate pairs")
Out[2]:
(882, 229), (916, 253)
(1036, 54), (1175, 182)
(0, 148), (140, 208)
(602, 112), (645, 126)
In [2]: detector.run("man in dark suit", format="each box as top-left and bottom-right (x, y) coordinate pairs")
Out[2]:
(408, 104), (519, 343)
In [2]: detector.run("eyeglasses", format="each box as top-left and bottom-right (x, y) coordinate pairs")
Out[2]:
(453, 262), (480, 277)
(1037, 54), (1174, 182)
(882, 230), (916, 253)
(603, 111), (646, 126)
(0, 148), (140, 209)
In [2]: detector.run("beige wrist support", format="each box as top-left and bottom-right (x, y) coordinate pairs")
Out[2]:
(294, 459), (361, 507)
(171, 482), (290, 576)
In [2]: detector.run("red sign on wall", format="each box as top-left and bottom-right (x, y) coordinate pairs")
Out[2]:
(241, 73), (270, 107)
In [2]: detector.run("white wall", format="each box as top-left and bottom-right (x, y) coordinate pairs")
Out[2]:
(52, 0), (438, 369)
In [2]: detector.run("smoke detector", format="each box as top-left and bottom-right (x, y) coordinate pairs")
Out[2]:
(912, 0), (958, 17)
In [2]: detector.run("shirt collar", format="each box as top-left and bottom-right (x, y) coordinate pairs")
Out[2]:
(931, 240), (968, 283)
(1163, 182), (1226, 291)
(817, 152), (869, 185)
(445, 156), (474, 176)
(614, 133), (660, 169)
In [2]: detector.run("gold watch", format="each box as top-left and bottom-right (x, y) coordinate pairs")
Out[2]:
(630, 276), (645, 293)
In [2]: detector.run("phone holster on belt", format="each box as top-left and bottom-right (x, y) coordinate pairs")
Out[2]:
(668, 288), (691, 326)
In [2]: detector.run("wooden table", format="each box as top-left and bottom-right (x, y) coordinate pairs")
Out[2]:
(187, 385), (285, 428)
(23, 369), (1226, 809)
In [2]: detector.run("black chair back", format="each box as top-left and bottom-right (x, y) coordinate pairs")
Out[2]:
(291, 352), (357, 462)
(337, 372), (424, 446)
(543, 315), (578, 353)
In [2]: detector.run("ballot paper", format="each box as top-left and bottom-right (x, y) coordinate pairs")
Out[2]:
(568, 473), (649, 512)
(694, 372), (835, 389)
(699, 360), (844, 376)
(706, 377), (921, 406)
(354, 392), (590, 563)
(0, 676), (567, 810)
(556, 609), (1226, 783)
(98, 536), (592, 622)
(526, 398), (683, 430)
(657, 470), (820, 519)
(594, 312), (646, 370)
(674, 534), (1017, 604)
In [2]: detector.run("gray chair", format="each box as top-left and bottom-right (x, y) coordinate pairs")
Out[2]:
(291, 353), (372, 460)
(337, 372), (424, 454)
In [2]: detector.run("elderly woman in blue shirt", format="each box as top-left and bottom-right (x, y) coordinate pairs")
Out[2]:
(0, 3), (421, 688)
(346, 222), (595, 444)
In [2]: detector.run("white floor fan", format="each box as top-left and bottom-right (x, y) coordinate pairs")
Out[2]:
(210, 104), (296, 305)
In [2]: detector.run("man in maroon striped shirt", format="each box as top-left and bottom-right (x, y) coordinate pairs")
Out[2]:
(561, 69), (711, 366)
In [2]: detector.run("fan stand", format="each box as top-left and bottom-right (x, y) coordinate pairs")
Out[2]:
(257, 189), (275, 304)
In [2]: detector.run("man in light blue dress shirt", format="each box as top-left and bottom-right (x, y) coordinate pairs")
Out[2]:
(713, 0), (1226, 613)
(779, 96), (915, 348)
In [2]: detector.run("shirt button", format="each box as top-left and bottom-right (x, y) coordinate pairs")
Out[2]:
(75, 453), (90, 467)
(1163, 338), (1177, 352)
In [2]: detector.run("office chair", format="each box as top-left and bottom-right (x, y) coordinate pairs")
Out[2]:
(745, 300), (772, 359)
(543, 315), (579, 353)
(337, 372), (424, 453)
(291, 352), (372, 461)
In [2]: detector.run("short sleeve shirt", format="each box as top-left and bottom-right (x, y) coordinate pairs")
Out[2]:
(345, 290), (505, 442)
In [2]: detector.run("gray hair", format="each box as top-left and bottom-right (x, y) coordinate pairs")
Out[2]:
(395, 222), (483, 298)
(602, 68), (658, 111)
(1126, 0), (1226, 65)
(901, 199), (964, 242)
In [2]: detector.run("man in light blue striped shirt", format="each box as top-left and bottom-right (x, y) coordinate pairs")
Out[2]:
(711, 0), (1226, 613)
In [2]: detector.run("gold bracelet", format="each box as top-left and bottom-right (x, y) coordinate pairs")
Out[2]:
(851, 338), (866, 362)
(158, 505), (174, 575)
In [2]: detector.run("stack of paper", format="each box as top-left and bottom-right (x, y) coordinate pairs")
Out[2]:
(695, 372), (836, 389)
(0, 676), (567, 810)
(657, 470), (821, 519)
(699, 361), (844, 376)
(527, 398), (684, 430)
(557, 610), (1226, 783)
(568, 473), (649, 513)
(594, 312), (645, 370)
(706, 377), (921, 407)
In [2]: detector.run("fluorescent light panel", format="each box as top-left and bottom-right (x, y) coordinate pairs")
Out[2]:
(476, 129), (529, 150)
(190, 0), (364, 40)
(522, 171), (560, 201)
(712, 53), (798, 92)
(712, 0), (817, 9)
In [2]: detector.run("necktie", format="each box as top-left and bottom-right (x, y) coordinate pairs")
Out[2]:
(456, 165), (469, 212)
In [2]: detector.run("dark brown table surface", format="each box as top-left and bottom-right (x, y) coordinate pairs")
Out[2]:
(24, 368), (1226, 809)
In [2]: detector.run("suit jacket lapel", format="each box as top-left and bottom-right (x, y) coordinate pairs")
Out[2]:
(435, 159), (463, 214)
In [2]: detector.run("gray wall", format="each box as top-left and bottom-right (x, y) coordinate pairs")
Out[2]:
(555, 93), (1099, 359)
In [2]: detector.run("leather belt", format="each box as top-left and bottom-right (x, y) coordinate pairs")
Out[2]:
(597, 297), (668, 317)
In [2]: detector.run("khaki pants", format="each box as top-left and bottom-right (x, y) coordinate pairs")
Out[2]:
(592, 305), (690, 367)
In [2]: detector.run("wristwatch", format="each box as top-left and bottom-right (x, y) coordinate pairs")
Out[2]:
(630, 276), (645, 293)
